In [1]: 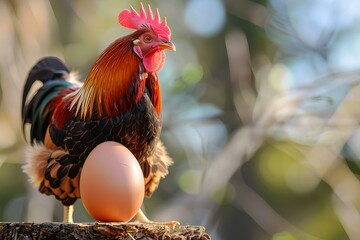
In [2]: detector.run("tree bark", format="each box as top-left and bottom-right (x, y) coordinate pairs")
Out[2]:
(0, 222), (211, 240)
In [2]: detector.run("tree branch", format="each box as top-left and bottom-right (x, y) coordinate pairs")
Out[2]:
(0, 222), (211, 240)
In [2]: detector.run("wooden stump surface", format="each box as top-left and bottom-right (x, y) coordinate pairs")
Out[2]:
(0, 222), (211, 240)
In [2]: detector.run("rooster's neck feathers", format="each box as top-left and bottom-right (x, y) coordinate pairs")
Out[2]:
(68, 32), (161, 119)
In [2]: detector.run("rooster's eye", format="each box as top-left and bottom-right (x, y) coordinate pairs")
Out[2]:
(144, 35), (152, 43)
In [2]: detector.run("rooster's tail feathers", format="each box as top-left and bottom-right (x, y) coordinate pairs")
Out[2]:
(22, 57), (69, 122)
(22, 57), (71, 144)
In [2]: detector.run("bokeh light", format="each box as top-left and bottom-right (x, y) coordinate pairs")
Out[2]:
(184, 0), (225, 37)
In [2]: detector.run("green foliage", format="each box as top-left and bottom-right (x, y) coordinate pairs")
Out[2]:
(272, 231), (297, 240)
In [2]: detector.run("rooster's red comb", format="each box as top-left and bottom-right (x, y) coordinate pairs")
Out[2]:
(118, 3), (171, 42)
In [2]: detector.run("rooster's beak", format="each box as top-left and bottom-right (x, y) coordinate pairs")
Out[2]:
(159, 41), (176, 51)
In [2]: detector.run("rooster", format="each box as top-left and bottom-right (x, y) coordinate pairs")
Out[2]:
(22, 3), (176, 223)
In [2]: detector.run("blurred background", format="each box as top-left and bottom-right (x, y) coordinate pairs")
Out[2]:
(2, 0), (360, 239)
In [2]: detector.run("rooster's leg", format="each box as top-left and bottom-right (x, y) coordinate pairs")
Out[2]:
(134, 209), (179, 226)
(63, 205), (74, 223)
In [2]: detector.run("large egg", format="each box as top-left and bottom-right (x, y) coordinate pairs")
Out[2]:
(80, 141), (144, 222)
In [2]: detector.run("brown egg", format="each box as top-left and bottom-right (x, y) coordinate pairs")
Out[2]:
(80, 141), (144, 222)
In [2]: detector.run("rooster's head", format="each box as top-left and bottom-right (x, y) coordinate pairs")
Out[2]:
(119, 3), (176, 72)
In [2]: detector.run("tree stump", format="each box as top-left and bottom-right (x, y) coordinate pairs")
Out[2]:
(0, 222), (211, 239)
